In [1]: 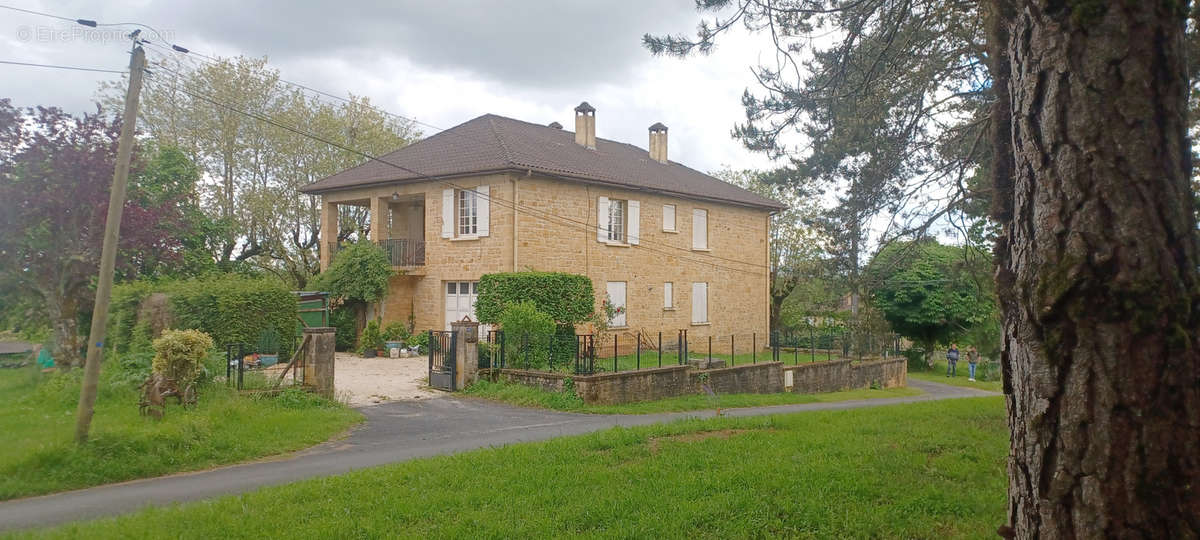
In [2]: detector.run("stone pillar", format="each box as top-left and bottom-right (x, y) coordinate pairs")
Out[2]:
(302, 327), (336, 399)
(319, 201), (338, 271)
(369, 196), (386, 242)
(451, 320), (480, 389)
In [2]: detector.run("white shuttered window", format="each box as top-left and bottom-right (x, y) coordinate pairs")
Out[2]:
(691, 282), (708, 324)
(692, 208), (708, 250)
(664, 282), (673, 309)
(663, 204), (676, 232)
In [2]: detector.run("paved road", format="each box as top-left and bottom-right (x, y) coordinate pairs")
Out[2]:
(0, 379), (996, 532)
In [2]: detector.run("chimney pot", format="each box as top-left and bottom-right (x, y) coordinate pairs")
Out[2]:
(648, 122), (668, 163)
(548, 121), (562, 129)
(574, 101), (596, 149)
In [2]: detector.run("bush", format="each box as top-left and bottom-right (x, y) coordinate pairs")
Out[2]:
(310, 241), (393, 304)
(383, 321), (410, 342)
(902, 347), (929, 371)
(109, 275), (299, 358)
(407, 331), (429, 354)
(330, 306), (357, 352)
(499, 301), (557, 369)
(476, 272), (594, 325)
(358, 321), (384, 355)
(151, 329), (214, 386)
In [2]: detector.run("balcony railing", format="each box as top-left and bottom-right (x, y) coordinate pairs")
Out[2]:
(328, 239), (426, 267)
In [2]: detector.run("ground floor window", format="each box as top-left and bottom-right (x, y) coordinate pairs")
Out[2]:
(445, 281), (479, 330)
(606, 281), (627, 328)
(691, 282), (708, 324)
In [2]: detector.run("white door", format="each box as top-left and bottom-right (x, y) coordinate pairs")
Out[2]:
(606, 281), (627, 328)
(445, 281), (479, 330)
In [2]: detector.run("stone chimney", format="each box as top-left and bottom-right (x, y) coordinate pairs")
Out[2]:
(574, 101), (596, 149)
(648, 122), (668, 163)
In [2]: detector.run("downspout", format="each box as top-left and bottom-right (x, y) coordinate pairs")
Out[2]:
(513, 172), (525, 271)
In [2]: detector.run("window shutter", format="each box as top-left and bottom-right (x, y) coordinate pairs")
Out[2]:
(692, 282), (707, 324)
(692, 208), (707, 249)
(664, 282), (672, 308)
(441, 189), (454, 238)
(627, 200), (640, 245)
(663, 204), (675, 231)
(597, 196), (609, 242)
(476, 185), (490, 237)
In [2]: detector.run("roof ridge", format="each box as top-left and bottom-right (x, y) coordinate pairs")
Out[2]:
(485, 115), (518, 168)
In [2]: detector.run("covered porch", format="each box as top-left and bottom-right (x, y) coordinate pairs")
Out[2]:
(320, 192), (428, 271)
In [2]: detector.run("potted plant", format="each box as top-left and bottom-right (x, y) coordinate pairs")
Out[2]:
(359, 321), (384, 358)
(382, 321), (410, 356)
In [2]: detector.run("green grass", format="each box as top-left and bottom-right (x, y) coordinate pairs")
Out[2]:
(0, 365), (362, 500)
(19, 397), (1009, 539)
(908, 361), (1003, 393)
(461, 378), (924, 414)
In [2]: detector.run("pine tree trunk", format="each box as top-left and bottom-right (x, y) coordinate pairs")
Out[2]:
(987, 1), (1200, 536)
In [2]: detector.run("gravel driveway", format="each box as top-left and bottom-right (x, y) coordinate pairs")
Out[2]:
(334, 352), (443, 406)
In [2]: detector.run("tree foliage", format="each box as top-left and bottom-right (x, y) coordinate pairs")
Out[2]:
(867, 241), (993, 358)
(0, 100), (194, 367)
(100, 55), (420, 286)
(310, 241), (394, 305)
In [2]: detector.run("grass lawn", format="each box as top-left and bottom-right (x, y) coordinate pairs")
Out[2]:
(0, 365), (362, 500)
(908, 361), (1004, 393)
(20, 397), (1009, 539)
(462, 378), (925, 414)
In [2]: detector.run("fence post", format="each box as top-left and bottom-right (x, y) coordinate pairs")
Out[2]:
(613, 334), (618, 372)
(658, 332), (662, 367)
(237, 343), (244, 390)
(731, 334), (735, 366)
(753, 333), (756, 364)
(708, 335), (712, 363)
(636, 332), (641, 370)
(499, 331), (506, 369)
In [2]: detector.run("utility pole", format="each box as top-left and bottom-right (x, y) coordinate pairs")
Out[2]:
(74, 44), (145, 445)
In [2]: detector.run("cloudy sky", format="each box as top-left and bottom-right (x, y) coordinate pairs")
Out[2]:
(1, 1), (783, 174)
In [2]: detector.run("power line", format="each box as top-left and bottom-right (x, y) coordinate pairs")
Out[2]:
(138, 52), (774, 272)
(0, 4), (83, 24)
(141, 73), (770, 278)
(0, 59), (125, 74)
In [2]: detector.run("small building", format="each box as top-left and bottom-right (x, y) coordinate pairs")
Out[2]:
(300, 102), (784, 339)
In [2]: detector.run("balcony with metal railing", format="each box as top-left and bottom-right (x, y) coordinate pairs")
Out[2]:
(327, 238), (426, 267)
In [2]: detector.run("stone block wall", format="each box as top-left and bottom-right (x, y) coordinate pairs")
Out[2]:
(849, 358), (907, 389)
(690, 362), (783, 395)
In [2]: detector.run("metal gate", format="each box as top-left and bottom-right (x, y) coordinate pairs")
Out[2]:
(428, 330), (457, 391)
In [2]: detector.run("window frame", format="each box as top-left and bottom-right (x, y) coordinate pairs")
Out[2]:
(691, 282), (709, 325)
(457, 189), (478, 237)
(607, 199), (627, 243)
(662, 204), (676, 232)
(663, 282), (674, 310)
(692, 208), (709, 250)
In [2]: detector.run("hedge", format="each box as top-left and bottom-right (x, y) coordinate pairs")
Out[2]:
(109, 275), (299, 358)
(475, 272), (594, 325)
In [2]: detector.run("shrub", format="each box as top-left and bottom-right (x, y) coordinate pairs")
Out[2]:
(310, 241), (393, 304)
(151, 329), (214, 386)
(383, 321), (410, 342)
(330, 306), (357, 351)
(476, 272), (594, 325)
(407, 330), (429, 354)
(498, 301), (557, 369)
(358, 321), (384, 355)
(109, 275), (299, 358)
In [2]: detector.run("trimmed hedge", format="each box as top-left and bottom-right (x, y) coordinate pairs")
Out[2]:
(475, 272), (594, 325)
(110, 276), (299, 358)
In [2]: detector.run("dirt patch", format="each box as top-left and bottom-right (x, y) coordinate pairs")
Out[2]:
(647, 429), (757, 454)
(335, 352), (443, 407)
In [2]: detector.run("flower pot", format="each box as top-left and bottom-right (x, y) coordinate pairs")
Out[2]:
(362, 349), (376, 358)
(258, 354), (279, 367)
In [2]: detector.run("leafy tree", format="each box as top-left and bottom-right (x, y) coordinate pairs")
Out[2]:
(868, 241), (992, 364)
(0, 101), (191, 368)
(651, 1), (1200, 534)
(310, 241), (393, 329)
(101, 56), (420, 286)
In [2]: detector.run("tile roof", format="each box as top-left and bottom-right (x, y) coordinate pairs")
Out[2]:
(299, 114), (785, 210)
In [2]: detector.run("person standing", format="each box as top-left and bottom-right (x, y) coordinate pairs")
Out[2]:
(946, 343), (959, 377)
(967, 345), (979, 381)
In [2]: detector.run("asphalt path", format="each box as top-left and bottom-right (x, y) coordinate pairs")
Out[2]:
(0, 379), (997, 532)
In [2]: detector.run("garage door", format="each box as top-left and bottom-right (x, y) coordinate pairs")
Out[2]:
(445, 281), (479, 330)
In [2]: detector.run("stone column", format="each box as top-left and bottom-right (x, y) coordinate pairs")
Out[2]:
(302, 327), (336, 399)
(451, 320), (480, 389)
(319, 201), (338, 271)
(370, 196), (386, 242)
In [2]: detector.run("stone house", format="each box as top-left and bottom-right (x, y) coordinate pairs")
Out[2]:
(300, 102), (784, 341)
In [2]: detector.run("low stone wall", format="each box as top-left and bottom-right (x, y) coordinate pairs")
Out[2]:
(780, 357), (907, 394)
(690, 362), (783, 395)
(491, 357), (906, 405)
(850, 357), (907, 389)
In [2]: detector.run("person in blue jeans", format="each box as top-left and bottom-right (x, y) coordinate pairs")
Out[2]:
(967, 345), (979, 381)
(946, 343), (959, 377)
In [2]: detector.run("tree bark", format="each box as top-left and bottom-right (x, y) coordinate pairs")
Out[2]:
(988, 1), (1200, 537)
(45, 292), (80, 370)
